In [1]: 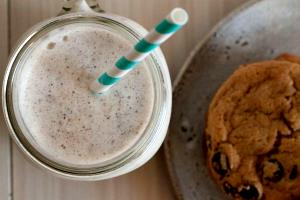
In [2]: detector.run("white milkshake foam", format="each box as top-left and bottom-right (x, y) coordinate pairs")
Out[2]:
(17, 23), (154, 166)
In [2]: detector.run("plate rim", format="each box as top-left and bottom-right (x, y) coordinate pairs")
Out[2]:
(164, 0), (263, 199)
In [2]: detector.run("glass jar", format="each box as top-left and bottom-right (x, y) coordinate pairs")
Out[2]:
(2, 0), (172, 180)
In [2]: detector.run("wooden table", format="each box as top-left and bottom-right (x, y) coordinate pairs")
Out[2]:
(0, 0), (246, 199)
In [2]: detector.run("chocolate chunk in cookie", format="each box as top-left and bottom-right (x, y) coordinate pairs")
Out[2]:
(261, 159), (284, 182)
(223, 181), (237, 196)
(289, 165), (298, 180)
(212, 151), (230, 176)
(238, 184), (260, 200)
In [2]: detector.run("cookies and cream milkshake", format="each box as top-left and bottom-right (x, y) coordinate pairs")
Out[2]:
(16, 23), (154, 166)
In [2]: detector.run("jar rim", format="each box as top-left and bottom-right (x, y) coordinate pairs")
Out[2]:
(2, 12), (172, 180)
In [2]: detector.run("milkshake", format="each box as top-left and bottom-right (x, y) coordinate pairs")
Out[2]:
(15, 23), (154, 166)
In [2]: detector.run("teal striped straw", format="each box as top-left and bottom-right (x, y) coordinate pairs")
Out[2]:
(89, 8), (189, 94)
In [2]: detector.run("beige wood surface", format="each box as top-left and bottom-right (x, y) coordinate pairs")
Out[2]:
(1, 0), (246, 199)
(0, 0), (12, 200)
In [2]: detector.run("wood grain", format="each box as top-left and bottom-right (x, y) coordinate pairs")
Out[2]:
(7, 0), (246, 199)
(0, 0), (12, 200)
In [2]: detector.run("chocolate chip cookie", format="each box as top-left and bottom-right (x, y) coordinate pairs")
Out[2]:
(205, 59), (300, 200)
(277, 53), (300, 64)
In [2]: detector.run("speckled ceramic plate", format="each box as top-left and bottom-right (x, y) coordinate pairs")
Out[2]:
(164, 0), (300, 199)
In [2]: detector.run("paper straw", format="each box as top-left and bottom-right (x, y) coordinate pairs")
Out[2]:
(89, 8), (189, 94)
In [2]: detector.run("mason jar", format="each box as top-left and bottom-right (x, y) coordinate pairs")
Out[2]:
(2, 0), (172, 180)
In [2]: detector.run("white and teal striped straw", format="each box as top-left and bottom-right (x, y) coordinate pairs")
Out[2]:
(89, 8), (189, 94)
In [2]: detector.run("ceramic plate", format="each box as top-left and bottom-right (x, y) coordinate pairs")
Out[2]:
(164, 0), (300, 199)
